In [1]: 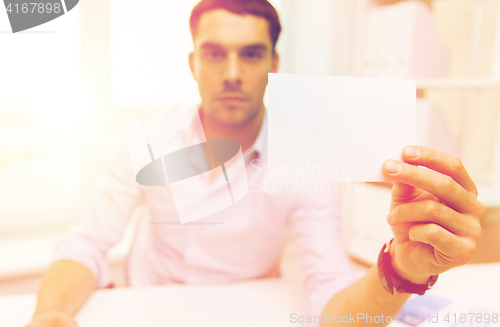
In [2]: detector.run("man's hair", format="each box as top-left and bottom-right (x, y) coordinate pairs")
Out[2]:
(189, 0), (282, 51)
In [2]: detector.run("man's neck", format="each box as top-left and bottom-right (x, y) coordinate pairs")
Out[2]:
(199, 105), (265, 153)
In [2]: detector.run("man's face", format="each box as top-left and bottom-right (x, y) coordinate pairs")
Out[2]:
(189, 9), (279, 126)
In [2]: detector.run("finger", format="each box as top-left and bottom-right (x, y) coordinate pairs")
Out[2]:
(401, 146), (478, 197)
(383, 159), (481, 214)
(391, 181), (418, 200)
(409, 223), (477, 265)
(389, 200), (482, 238)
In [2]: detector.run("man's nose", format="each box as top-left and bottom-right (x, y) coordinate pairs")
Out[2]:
(223, 53), (242, 90)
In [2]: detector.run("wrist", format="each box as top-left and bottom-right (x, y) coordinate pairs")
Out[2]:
(388, 241), (432, 285)
(378, 239), (439, 295)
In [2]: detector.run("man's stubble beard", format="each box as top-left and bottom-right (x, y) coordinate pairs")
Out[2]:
(204, 101), (263, 129)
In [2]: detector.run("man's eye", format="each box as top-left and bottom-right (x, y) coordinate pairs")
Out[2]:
(242, 52), (262, 60)
(204, 51), (225, 60)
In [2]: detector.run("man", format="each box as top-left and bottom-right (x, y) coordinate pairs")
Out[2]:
(27, 0), (487, 326)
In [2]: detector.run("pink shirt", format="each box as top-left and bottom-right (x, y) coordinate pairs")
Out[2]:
(53, 104), (360, 326)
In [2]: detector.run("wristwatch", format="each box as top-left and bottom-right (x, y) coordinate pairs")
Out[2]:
(377, 238), (438, 295)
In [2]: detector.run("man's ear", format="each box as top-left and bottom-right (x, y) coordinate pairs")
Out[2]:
(271, 51), (279, 73)
(189, 51), (197, 81)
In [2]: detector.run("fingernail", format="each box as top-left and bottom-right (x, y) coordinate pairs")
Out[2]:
(405, 146), (421, 159)
(386, 160), (403, 174)
(386, 213), (392, 224)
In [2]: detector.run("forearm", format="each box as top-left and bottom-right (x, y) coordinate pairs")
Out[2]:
(320, 265), (410, 326)
(32, 260), (96, 319)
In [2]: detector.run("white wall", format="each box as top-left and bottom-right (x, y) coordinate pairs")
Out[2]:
(278, 0), (357, 76)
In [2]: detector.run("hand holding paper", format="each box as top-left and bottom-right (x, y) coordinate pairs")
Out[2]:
(267, 73), (486, 286)
(382, 145), (486, 284)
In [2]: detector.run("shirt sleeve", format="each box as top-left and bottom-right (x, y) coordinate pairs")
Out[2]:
(52, 135), (142, 289)
(288, 191), (361, 327)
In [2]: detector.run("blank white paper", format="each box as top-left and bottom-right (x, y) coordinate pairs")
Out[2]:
(267, 73), (417, 183)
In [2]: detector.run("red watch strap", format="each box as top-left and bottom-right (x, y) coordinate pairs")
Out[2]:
(378, 239), (438, 295)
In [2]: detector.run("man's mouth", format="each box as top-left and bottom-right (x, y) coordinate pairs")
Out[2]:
(218, 96), (247, 105)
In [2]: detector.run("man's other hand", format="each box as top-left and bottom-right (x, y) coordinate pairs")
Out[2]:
(25, 311), (78, 327)
(382, 146), (487, 284)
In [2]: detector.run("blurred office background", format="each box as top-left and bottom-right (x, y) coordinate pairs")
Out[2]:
(1, 0), (500, 295)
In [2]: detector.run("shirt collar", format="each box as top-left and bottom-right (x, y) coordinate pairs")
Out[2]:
(183, 104), (268, 164)
(243, 110), (268, 164)
(179, 103), (205, 144)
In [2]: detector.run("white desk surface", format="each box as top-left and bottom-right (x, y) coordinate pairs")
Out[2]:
(429, 262), (500, 300)
(1, 263), (499, 327)
(0, 278), (302, 327)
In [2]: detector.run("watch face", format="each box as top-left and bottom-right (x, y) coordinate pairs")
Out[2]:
(378, 264), (393, 294)
(381, 277), (389, 290)
(381, 276), (393, 294)
(428, 275), (439, 287)
(378, 242), (394, 294)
